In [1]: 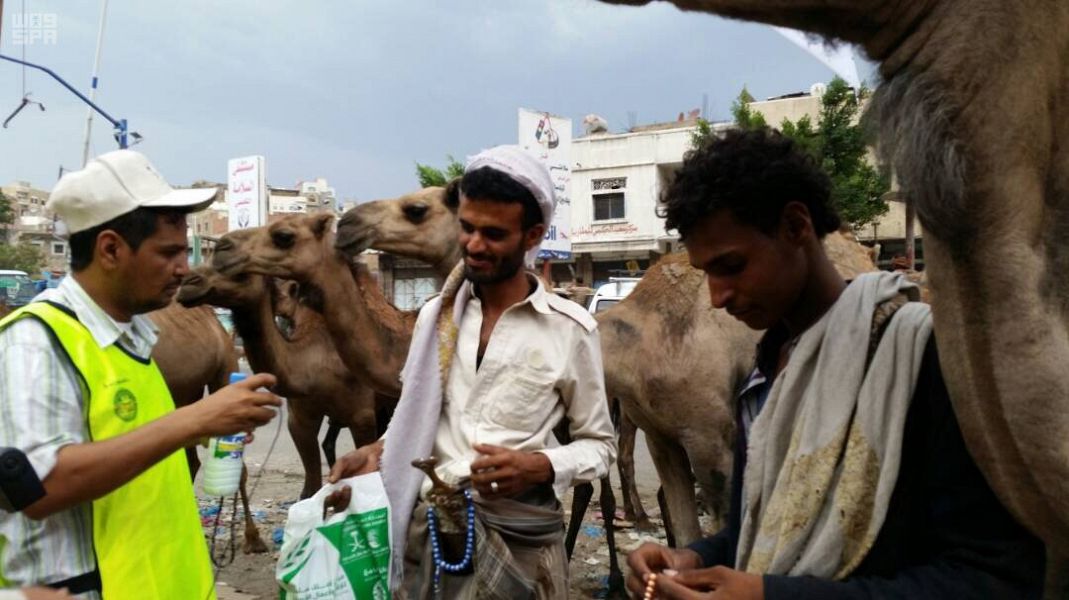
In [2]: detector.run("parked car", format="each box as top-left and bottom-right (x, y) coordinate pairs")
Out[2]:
(587, 277), (641, 314)
(0, 270), (38, 309)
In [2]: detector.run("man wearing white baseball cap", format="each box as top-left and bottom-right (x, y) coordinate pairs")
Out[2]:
(0, 150), (282, 599)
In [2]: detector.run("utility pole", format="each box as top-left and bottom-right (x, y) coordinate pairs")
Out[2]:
(81, 0), (110, 167)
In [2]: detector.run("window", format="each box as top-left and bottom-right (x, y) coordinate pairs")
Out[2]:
(51, 243), (65, 255)
(592, 177), (627, 221)
(594, 193), (625, 220)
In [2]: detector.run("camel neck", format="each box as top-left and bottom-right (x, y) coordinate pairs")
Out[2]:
(231, 281), (288, 382)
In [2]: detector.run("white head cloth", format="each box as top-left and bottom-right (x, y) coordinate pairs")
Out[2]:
(464, 145), (556, 267)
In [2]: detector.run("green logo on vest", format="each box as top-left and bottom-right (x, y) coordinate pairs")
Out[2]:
(113, 388), (138, 422)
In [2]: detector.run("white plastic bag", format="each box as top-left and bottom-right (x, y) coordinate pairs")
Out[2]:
(276, 473), (392, 599)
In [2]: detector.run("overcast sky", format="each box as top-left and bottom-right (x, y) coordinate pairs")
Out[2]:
(0, 1), (874, 200)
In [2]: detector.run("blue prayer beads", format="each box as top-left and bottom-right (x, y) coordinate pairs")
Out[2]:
(427, 488), (476, 595)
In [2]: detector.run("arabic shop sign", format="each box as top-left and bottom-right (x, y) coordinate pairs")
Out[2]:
(227, 155), (267, 231)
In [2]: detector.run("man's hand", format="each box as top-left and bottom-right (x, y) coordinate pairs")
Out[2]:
(323, 440), (385, 511)
(626, 542), (703, 597)
(651, 566), (763, 600)
(469, 444), (553, 498)
(183, 373), (281, 440)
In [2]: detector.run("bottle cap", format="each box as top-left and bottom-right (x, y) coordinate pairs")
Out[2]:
(229, 372), (247, 385)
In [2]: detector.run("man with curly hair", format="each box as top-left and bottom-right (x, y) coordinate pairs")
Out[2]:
(626, 129), (1044, 599)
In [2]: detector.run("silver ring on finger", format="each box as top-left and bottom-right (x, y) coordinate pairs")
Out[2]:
(490, 481), (499, 493)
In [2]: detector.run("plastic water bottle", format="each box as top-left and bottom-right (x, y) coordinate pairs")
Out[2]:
(202, 372), (248, 496)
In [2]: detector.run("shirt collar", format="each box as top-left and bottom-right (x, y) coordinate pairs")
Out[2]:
(41, 276), (159, 353)
(469, 272), (554, 316)
(524, 273), (553, 316)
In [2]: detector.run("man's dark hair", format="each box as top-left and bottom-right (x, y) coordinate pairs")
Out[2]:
(660, 128), (840, 240)
(460, 166), (543, 231)
(68, 207), (186, 271)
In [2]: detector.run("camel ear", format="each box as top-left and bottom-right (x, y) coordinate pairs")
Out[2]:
(311, 213), (335, 239)
(444, 177), (461, 213)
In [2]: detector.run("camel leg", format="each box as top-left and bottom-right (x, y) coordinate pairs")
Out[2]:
(657, 486), (676, 550)
(322, 420), (342, 468)
(239, 463), (268, 553)
(288, 404), (324, 500)
(599, 476), (626, 598)
(347, 406), (379, 448)
(565, 482), (594, 559)
(617, 414), (653, 531)
(682, 437), (732, 532)
(646, 432), (700, 546)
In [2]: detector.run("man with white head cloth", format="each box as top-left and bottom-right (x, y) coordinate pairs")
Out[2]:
(327, 145), (617, 598)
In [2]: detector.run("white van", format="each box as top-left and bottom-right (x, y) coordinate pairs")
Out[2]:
(587, 277), (641, 314)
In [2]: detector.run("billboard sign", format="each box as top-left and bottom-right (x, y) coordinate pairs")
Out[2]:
(518, 108), (571, 260)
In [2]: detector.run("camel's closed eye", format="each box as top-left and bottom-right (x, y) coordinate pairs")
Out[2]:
(403, 203), (429, 222)
(272, 229), (296, 249)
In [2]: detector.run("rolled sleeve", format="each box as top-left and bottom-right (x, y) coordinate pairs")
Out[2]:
(537, 328), (617, 495)
(0, 319), (87, 480)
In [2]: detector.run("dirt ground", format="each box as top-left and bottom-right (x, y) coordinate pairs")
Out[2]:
(197, 398), (693, 599)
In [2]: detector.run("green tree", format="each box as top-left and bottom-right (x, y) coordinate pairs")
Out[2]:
(731, 86), (767, 131)
(415, 155), (465, 188)
(809, 78), (889, 230)
(693, 78), (890, 231)
(689, 117), (715, 148)
(0, 242), (45, 273)
(689, 86), (768, 148)
(0, 190), (14, 227)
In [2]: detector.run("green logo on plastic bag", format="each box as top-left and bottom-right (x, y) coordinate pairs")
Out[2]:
(318, 508), (391, 598)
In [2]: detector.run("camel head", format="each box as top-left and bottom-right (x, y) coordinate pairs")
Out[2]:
(212, 213), (338, 285)
(335, 179), (462, 272)
(176, 263), (269, 310)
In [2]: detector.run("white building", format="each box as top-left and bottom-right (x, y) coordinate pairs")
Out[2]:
(567, 118), (728, 285)
(299, 177), (337, 212)
(566, 91), (922, 281)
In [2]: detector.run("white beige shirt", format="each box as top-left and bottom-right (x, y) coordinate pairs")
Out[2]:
(422, 276), (617, 498)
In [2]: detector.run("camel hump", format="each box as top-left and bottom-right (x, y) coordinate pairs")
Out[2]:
(545, 293), (598, 333)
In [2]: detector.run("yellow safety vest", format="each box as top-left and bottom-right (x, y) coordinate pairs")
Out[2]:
(0, 301), (216, 599)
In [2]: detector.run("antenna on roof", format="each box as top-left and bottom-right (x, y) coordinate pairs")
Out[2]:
(627, 111), (637, 130)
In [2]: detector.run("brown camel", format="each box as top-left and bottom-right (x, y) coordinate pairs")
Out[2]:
(176, 264), (382, 500)
(337, 190), (877, 547)
(596, 0), (1069, 576)
(147, 302), (268, 553)
(213, 214), (417, 398)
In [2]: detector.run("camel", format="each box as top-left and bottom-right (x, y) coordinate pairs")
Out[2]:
(175, 264), (382, 500)
(595, 0), (1069, 575)
(336, 188), (877, 548)
(148, 303), (268, 553)
(211, 214), (628, 592)
(213, 215), (417, 398)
